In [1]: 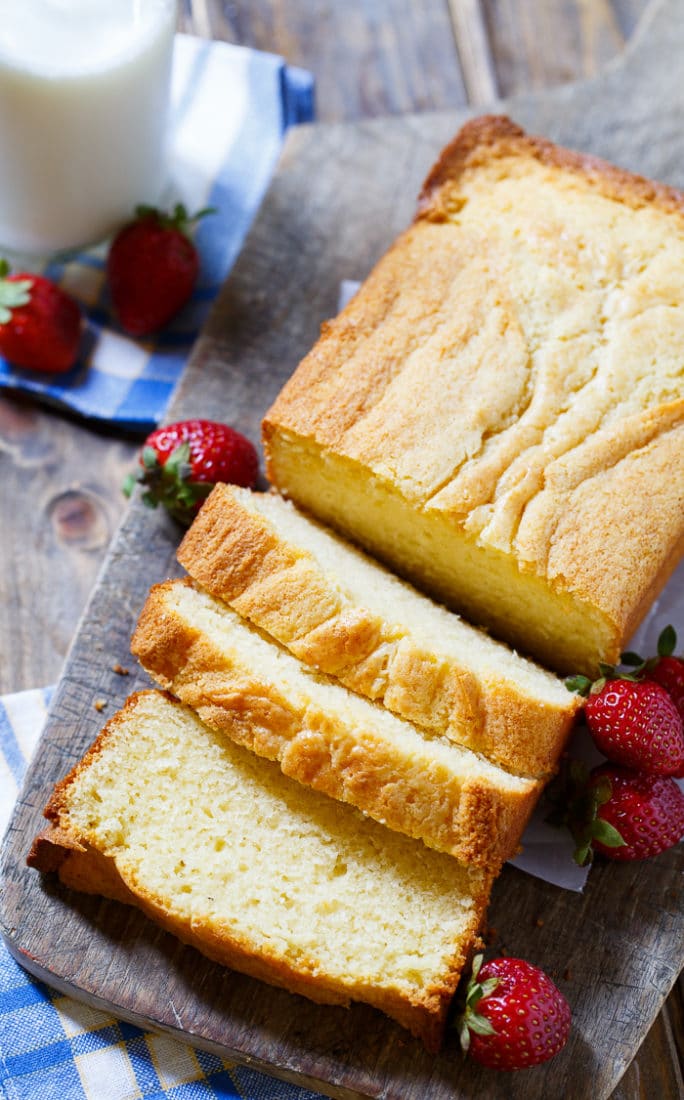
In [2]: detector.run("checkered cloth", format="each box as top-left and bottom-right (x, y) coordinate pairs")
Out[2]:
(0, 35), (314, 433)
(0, 688), (324, 1100)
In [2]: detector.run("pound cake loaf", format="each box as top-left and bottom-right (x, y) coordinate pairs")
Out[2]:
(178, 483), (578, 778)
(263, 115), (684, 676)
(28, 690), (492, 1051)
(131, 579), (542, 870)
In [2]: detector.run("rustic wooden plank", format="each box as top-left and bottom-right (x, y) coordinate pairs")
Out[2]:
(447, 0), (499, 104)
(613, 998), (684, 1099)
(185, 0), (470, 120)
(481, 0), (648, 95)
(611, 0), (654, 37)
(182, 0), (652, 112)
(0, 396), (134, 693)
(2, 4), (684, 1096)
(184, 0), (213, 38)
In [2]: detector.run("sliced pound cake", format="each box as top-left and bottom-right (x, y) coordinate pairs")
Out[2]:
(263, 115), (684, 676)
(178, 484), (578, 778)
(28, 690), (493, 1052)
(131, 579), (542, 870)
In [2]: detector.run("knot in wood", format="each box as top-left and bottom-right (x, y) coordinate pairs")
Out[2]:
(49, 489), (109, 551)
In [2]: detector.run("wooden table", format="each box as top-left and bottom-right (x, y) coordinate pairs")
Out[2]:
(1, 2), (681, 1096)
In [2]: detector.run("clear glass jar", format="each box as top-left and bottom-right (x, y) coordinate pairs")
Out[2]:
(0, 0), (176, 256)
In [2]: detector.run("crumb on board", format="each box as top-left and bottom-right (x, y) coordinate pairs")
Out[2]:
(112, 662), (130, 676)
(93, 698), (107, 712)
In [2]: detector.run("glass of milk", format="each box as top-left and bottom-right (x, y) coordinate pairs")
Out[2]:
(0, 0), (176, 256)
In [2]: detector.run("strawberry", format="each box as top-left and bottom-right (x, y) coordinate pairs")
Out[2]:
(123, 418), (258, 525)
(547, 758), (684, 864)
(457, 954), (571, 1071)
(567, 631), (684, 776)
(583, 679), (684, 776)
(651, 657), (684, 723)
(624, 625), (684, 725)
(107, 204), (213, 336)
(0, 259), (82, 373)
(587, 764), (684, 862)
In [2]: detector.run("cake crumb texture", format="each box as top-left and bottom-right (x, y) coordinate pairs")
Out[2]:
(263, 116), (684, 675)
(178, 484), (578, 778)
(131, 579), (542, 869)
(28, 690), (492, 1051)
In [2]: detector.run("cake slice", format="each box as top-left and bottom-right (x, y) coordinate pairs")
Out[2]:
(131, 579), (542, 870)
(263, 115), (684, 676)
(28, 690), (493, 1052)
(178, 484), (578, 778)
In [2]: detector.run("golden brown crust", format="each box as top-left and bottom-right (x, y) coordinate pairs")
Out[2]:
(418, 115), (684, 223)
(132, 581), (541, 870)
(179, 485), (577, 777)
(263, 116), (684, 671)
(519, 402), (684, 633)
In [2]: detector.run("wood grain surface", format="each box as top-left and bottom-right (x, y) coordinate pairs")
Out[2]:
(2, 1), (683, 1097)
(3, 94), (684, 1091)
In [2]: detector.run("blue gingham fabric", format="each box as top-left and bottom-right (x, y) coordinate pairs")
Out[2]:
(0, 35), (314, 433)
(0, 688), (324, 1100)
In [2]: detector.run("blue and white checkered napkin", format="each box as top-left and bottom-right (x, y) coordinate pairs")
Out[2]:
(0, 688), (325, 1100)
(0, 35), (314, 433)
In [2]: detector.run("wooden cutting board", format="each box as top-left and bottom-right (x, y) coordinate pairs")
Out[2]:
(2, 2), (684, 1096)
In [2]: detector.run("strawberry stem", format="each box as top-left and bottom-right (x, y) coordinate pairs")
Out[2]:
(454, 954), (499, 1054)
(121, 441), (213, 525)
(545, 758), (626, 865)
(565, 674), (593, 697)
(133, 203), (216, 238)
(565, 650), (658, 696)
(0, 263), (33, 325)
(657, 625), (677, 657)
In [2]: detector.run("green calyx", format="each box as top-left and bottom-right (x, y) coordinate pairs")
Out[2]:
(455, 954), (499, 1054)
(122, 442), (212, 526)
(134, 202), (216, 238)
(0, 259), (32, 324)
(621, 624), (678, 670)
(545, 759), (625, 866)
(564, 624), (679, 698)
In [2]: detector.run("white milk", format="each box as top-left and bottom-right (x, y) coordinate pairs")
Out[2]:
(0, 0), (176, 255)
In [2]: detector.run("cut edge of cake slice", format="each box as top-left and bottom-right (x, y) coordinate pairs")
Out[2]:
(28, 689), (493, 1052)
(131, 579), (543, 871)
(178, 484), (579, 779)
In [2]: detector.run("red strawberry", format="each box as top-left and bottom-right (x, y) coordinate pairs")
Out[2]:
(651, 656), (684, 721)
(583, 678), (684, 776)
(123, 418), (258, 525)
(588, 764), (684, 861)
(567, 631), (684, 777)
(548, 758), (684, 864)
(638, 627), (684, 725)
(0, 259), (82, 373)
(107, 204), (212, 336)
(457, 954), (571, 1071)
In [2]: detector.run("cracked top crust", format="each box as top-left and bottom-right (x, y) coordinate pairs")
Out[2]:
(264, 115), (684, 625)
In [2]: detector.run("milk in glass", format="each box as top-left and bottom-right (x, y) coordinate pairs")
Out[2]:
(0, 0), (176, 254)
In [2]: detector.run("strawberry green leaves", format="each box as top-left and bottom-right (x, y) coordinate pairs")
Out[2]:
(546, 760), (625, 866)
(0, 260), (32, 324)
(456, 955), (571, 1070)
